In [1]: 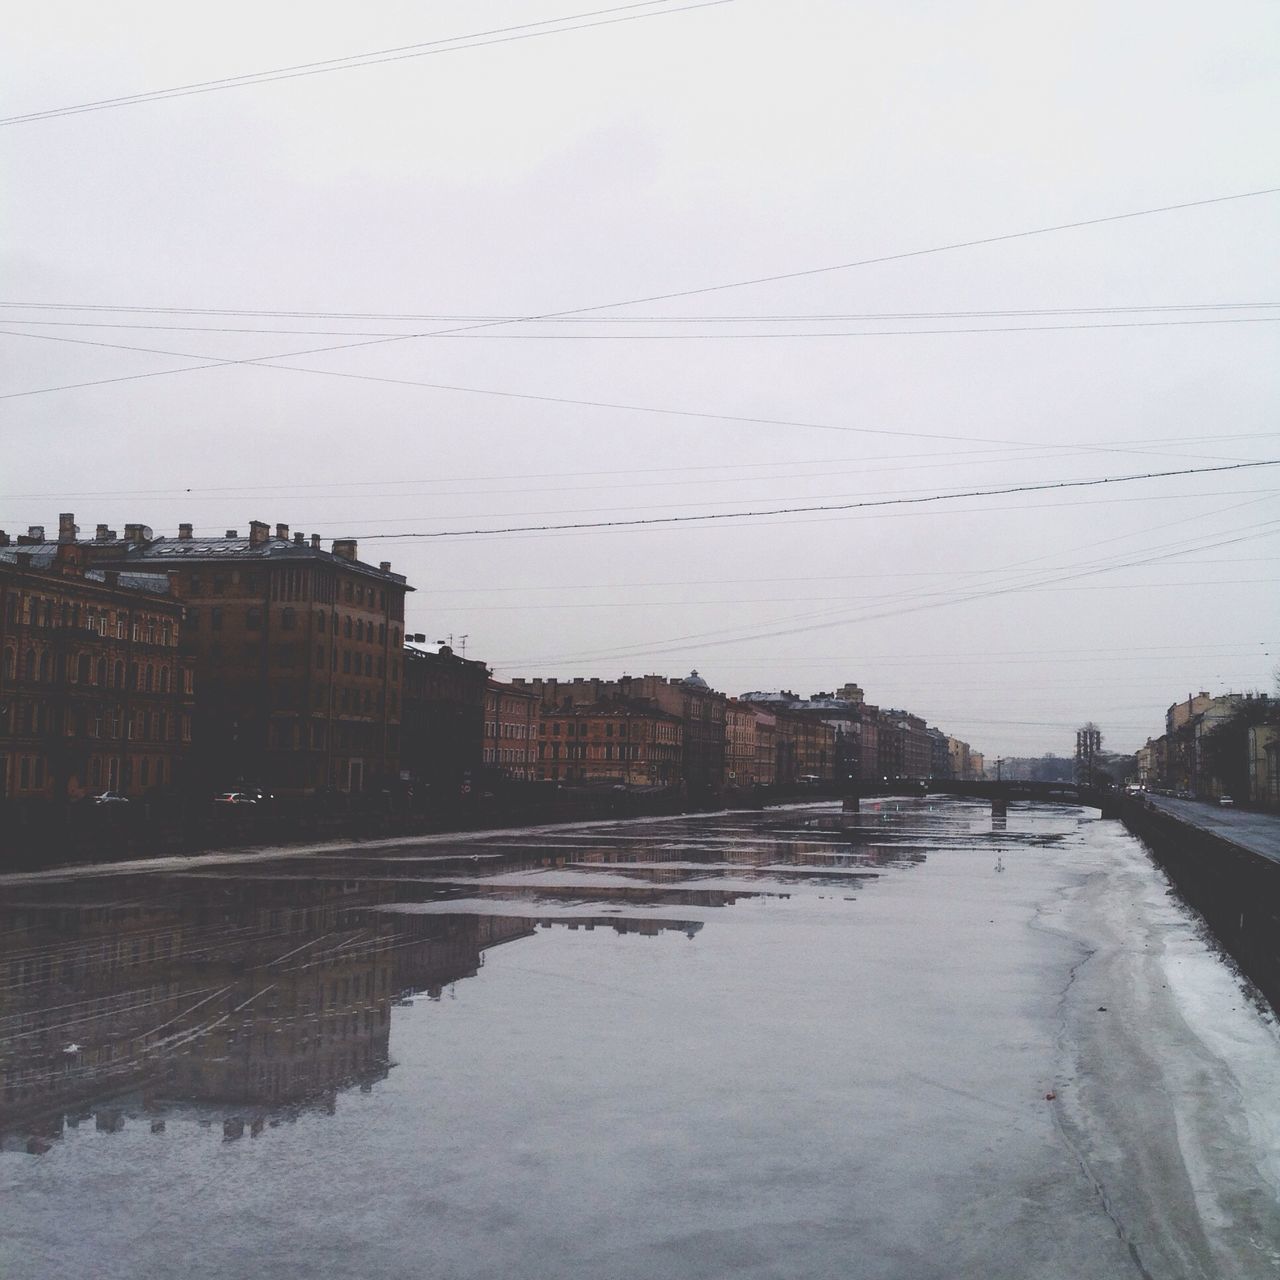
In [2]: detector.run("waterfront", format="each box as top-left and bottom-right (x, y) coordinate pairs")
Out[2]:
(3, 800), (1278, 1279)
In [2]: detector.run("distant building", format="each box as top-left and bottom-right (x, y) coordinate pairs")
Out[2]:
(12, 516), (412, 795)
(483, 678), (540, 781)
(876, 709), (930, 781)
(534, 698), (682, 786)
(0, 531), (194, 800)
(514, 672), (724, 798)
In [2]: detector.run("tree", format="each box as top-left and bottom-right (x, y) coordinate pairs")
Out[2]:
(1075, 723), (1102, 786)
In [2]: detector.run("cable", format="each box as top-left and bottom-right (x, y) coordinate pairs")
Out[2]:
(492, 518), (1280, 666)
(0, 1), (735, 126)
(2, 186), (1276, 414)
(352, 460), (1280, 539)
(2, 300), (1276, 323)
(3, 302), (1278, 337)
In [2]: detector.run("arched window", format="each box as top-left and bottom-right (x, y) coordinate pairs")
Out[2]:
(77, 653), (91, 683)
(144, 665), (154, 692)
(114, 661), (124, 688)
(96, 658), (106, 685)
(3, 649), (14, 680)
(38, 651), (51, 682)
(343, 616), (352, 638)
(158, 666), (169, 693)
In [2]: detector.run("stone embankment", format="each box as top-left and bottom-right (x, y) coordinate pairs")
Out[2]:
(1120, 794), (1280, 1014)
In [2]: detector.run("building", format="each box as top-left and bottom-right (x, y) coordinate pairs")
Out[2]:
(535, 698), (682, 785)
(19, 516), (412, 795)
(876, 709), (931, 782)
(400, 643), (489, 801)
(0, 532), (194, 801)
(740, 687), (864, 783)
(483, 679), (540, 781)
(513, 672), (725, 799)
(725, 699), (761, 788)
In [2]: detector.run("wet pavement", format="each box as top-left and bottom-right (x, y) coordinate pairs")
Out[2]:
(1144, 794), (1280, 864)
(2, 800), (1278, 1279)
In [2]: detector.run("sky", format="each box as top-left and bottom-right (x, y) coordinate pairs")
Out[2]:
(3, 0), (1278, 759)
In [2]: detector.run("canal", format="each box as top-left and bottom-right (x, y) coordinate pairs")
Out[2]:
(2, 800), (1278, 1279)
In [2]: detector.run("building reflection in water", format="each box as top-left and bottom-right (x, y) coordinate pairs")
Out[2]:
(0, 872), (707, 1150)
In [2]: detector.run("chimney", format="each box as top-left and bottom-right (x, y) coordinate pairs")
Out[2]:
(293, 531), (304, 545)
(27, 525), (45, 541)
(276, 523), (289, 541)
(332, 539), (357, 562)
(95, 524), (110, 541)
(124, 523), (144, 543)
(379, 561), (391, 573)
(58, 513), (78, 543)
(310, 534), (321, 549)
(249, 521), (270, 547)
(178, 523), (193, 540)
(226, 530), (239, 538)
(0, 531), (8, 547)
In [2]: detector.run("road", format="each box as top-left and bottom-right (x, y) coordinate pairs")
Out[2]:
(1144, 794), (1280, 864)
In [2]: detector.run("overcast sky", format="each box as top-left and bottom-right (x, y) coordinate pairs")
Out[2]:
(4, 0), (1278, 758)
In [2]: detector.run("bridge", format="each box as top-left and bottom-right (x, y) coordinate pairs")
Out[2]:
(845, 778), (1117, 814)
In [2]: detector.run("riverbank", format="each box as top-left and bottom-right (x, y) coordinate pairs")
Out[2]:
(1119, 793), (1280, 1014)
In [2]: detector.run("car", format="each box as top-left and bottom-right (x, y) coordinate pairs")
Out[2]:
(91, 791), (130, 805)
(213, 792), (258, 806)
(1218, 796), (1235, 807)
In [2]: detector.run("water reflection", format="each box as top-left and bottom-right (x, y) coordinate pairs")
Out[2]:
(0, 801), (986, 1151)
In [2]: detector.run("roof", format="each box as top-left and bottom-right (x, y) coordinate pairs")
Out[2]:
(0, 548), (172, 596)
(118, 536), (410, 586)
(7, 534), (410, 587)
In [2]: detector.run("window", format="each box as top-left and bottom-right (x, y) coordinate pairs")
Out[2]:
(282, 607), (296, 631)
(343, 616), (352, 638)
(246, 607), (263, 630)
(211, 607), (223, 631)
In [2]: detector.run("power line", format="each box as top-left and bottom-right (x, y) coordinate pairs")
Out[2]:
(491, 521), (1280, 668)
(3, 316), (1278, 340)
(2, 301), (1277, 335)
(0, 1), (734, 126)
(355, 460), (1280, 539)
(422, 579), (1274, 611)
(1, 186), (1276, 414)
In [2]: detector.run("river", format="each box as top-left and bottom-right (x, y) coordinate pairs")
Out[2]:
(2, 799), (1277, 1279)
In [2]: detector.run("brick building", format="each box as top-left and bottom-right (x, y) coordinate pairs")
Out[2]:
(0, 532), (194, 801)
(513, 671), (726, 799)
(535, 698), (682, 786)
(483, 678), (540, 781)
(22, 516), (411, 795)
(876, 709), (931, 782)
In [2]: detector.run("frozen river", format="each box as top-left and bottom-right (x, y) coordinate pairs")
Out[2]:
(2, 800), (1278, 1279)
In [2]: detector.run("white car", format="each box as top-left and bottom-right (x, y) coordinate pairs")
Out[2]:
(213, 792), (258, 806)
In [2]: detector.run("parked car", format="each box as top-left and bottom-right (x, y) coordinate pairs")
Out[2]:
(1218, 796), (1235, 807)
(91, 791), (130, 805)
(213, 792), (258, 806)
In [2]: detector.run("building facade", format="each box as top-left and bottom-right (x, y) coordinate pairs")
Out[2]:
(0, 535), (194, 801)
(400, 644), (489, 801)
(535, 698), (682, 785)
(26, 517), (412, 795)
(483, 679), (540, 781)
(513, 672), (725, 798)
